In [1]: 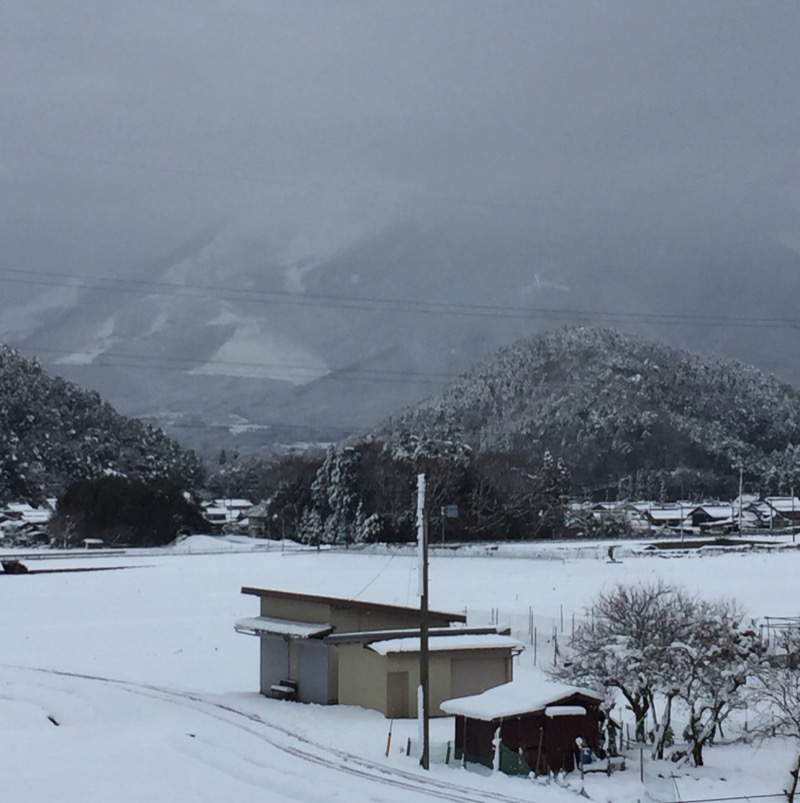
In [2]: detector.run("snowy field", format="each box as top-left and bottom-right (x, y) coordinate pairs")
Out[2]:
(2, 535), (799, 802)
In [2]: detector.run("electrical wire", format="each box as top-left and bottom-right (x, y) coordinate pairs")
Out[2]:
(2, 265), (800, 329)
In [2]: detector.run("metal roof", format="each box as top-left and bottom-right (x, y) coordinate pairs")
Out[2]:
(241, 586), (466, 623)
(234, 616), (333, 638)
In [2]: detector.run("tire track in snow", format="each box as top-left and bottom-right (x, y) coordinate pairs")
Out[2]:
(2, 665), (536, 803)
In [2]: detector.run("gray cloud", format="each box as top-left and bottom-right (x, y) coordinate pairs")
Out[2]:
(1, 0), (799, 280)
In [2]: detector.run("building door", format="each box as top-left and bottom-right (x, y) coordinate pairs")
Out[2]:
(296, 639), (330, 704)
(386, 671), (409, 718)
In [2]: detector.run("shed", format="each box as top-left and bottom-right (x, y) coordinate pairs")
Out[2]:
(236, 587), (466, 705)
(329, 628), (523, 718)
(441, 678), (604, 776)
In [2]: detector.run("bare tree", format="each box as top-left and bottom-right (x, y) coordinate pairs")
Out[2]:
(672, 599), (760, 766)
(752, 632), (800, 802)
(560, 582), (759, 765)
(558, 581), (694, 747)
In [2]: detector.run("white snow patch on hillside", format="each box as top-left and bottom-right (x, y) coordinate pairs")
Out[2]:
(190, 322), (328, 383)
(56, 314), (121, 364)
(0, 284), (82, 340)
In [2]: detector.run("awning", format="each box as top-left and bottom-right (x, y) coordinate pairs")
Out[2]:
(234, 616), (332, 638)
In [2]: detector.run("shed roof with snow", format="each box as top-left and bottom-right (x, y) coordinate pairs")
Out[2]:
(441, 677), (602, 721)
(367, 633), (524, 656)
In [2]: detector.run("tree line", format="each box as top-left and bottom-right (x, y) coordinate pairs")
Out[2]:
(233, 439), (572, 546)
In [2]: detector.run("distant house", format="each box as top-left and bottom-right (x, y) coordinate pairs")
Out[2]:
(691, 504), (737, 532)
(0, 502), (52, 546)
(763, 497), (800, 525)
(246, 501), (270, 537)
(441, 678), (604, 776)
(201, 499), (253, 531)
(642, 505), (693, 531)
(3, 502), (53, 526)
(235, 587), (519, 715)
(691, 503), (761, 533)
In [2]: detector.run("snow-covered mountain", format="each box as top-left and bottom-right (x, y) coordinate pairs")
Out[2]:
(368, 327), (800, 496)
(3, 220), (800, 456)
(0, 344), (201, 503)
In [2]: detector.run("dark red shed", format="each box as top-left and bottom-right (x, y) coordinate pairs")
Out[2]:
(441, 678), (604, 776)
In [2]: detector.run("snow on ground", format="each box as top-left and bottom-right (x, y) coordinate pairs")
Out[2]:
(2, 536), (799, 802)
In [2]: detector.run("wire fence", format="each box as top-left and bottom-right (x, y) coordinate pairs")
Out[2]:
(465, 604), (585, 667)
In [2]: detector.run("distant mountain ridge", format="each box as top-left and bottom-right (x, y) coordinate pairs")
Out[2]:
(0, 345), (201, 503)
(368, 327), (800, 493)
(3, 221), (800, 456)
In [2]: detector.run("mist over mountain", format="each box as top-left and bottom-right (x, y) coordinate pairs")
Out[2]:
(2, 221), (800, 458)
(368, 327), (800, 495)
(2, 3), (799, 458)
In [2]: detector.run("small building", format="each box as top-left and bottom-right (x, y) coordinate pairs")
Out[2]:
(643, 505), (694, 530)
(201, 499), (254, 531)
(763, 497), (800, 525)
(441, 677), (604, 776)
(235, 587), (467, 706)
(330, 629), (523, 718)
(246, 500), (270, 537)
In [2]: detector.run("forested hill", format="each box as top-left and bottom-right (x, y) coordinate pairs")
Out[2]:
(370, 327), (800, 494)
(0, 345), (202, 503)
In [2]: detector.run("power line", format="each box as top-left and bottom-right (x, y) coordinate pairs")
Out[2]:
(2, 266), (800, 330)
(11, 345), (456, 385)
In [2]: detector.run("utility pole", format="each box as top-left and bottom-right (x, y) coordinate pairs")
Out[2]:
(417, 474), (430, 770)
(738, 465), (744, 536)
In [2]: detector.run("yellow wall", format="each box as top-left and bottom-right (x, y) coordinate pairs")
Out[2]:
(336, 644), (388, 714)
(335, 645), (513, 718)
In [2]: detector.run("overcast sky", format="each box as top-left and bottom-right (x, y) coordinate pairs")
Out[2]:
(2, 1), (799, 280)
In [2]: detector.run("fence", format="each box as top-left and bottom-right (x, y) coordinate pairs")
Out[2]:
(465, 604), (587, 667)
(405, 738), (455, 766)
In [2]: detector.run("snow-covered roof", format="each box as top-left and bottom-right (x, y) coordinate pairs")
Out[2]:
(646, 508), (692, 521)
(440, 677), (601, 721)
(765, 497), (800, 513)
(367, 633), (524, 657)
(2, 503), (52, 524)
(694, 505), (738, 518)
(212, 498), (253, 509)
(234, 617), (332, 638)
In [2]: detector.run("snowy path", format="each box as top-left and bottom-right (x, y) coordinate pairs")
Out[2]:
(1, 665), (536, 803)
